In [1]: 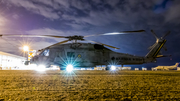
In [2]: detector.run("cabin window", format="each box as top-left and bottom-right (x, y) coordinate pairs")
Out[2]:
(40, 49), (49, 56)
(94, 44), (104, 49)
(67, 52), (75, 58)
(111, 57), (115, 60)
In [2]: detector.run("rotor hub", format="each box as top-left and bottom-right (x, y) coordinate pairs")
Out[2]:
(66, 35), (84, 41)
(156, 39), (164, 43)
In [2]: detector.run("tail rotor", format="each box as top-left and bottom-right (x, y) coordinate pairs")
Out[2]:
(151, 30), (159, 40)
(146, 30), (170, 59)
(161, 31), (171, 39)
(149, 30), (170, 51)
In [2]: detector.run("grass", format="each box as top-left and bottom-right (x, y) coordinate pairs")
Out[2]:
(0, 70), (180, 100)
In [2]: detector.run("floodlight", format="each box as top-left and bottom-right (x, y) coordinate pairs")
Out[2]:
(23, 46), (29, 51)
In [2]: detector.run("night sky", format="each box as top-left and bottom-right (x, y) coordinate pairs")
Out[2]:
(0, 0), (180, 69)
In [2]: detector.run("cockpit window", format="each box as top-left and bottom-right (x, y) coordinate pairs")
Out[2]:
(40, 49), (49, 56)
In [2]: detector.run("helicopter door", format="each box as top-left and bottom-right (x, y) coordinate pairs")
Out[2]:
(102, 51), (109, 63)
(94, 50), (102, 63)
(54, 51), (65, 65)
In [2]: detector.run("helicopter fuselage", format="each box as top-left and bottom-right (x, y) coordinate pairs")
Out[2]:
(30, 43), (145, 68)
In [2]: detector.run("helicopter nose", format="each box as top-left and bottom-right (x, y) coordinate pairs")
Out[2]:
(31, 56), (38, 62)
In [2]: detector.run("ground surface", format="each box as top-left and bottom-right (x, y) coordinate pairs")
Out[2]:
(0, 70), (180, 101)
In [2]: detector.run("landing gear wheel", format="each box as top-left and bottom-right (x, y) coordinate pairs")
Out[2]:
(106, 66), (111, 70)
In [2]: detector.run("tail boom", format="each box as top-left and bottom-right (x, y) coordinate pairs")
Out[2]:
(146, 39), (166, 58)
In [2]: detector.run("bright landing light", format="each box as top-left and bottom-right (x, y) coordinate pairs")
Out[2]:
(66, 64), (73, 72)
(111, 65), (116, 70)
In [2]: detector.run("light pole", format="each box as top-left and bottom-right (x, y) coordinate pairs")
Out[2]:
(23, 45), (29, 61)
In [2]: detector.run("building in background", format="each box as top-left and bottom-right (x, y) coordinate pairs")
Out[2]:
(152, 67), (157, 71)
(28, 50), (36, 61)
(0, 51), (26, 70)
(117, 67), (131, 70)
(142, 67), (147, 71)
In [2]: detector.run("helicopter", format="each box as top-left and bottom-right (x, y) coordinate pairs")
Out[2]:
(0, 30), (170, 70)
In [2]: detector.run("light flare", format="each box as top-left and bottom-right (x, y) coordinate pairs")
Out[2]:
(111, 65), (116, 70)
(23, 46), (29, 51)
(35, 65), (46, 72)
(66, 64), (73, 72)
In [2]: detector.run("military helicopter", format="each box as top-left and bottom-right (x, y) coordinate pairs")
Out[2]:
(0, 30), (170, 70)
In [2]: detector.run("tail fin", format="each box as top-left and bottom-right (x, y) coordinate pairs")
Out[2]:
(175, 63), (179, 67)
(145, 30), (170, 58)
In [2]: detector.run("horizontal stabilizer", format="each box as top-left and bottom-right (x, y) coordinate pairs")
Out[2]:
(156, 54), (171, 58)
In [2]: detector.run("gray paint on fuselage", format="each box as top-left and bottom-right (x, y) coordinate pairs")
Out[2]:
(109, 52), (144, 65)
(30, 43), (151, 67)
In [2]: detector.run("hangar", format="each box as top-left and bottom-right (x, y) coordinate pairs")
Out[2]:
(0, 51), (26, 70)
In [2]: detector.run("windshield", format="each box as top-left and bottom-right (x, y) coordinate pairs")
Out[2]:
(40, 49), (49, 56)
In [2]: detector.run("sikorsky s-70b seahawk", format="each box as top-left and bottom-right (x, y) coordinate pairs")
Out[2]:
(0, 30), (170, 70)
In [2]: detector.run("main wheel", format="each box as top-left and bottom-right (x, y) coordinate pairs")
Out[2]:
(106, 66), (111, 70)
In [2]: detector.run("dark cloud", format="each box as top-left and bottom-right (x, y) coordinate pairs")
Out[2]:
(0, 0), (180, 66)
(3, 0), (178, 29)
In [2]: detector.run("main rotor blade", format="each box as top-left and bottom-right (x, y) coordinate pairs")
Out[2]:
(162, 31), (170, 39)
(84, 30), (145, 37)
(46, 40), (69, 49)
(0, 34), (66, 38)
(85, 40), (119, 49)
(151, 30), (158, 40)
(41, 35), (66, 38)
